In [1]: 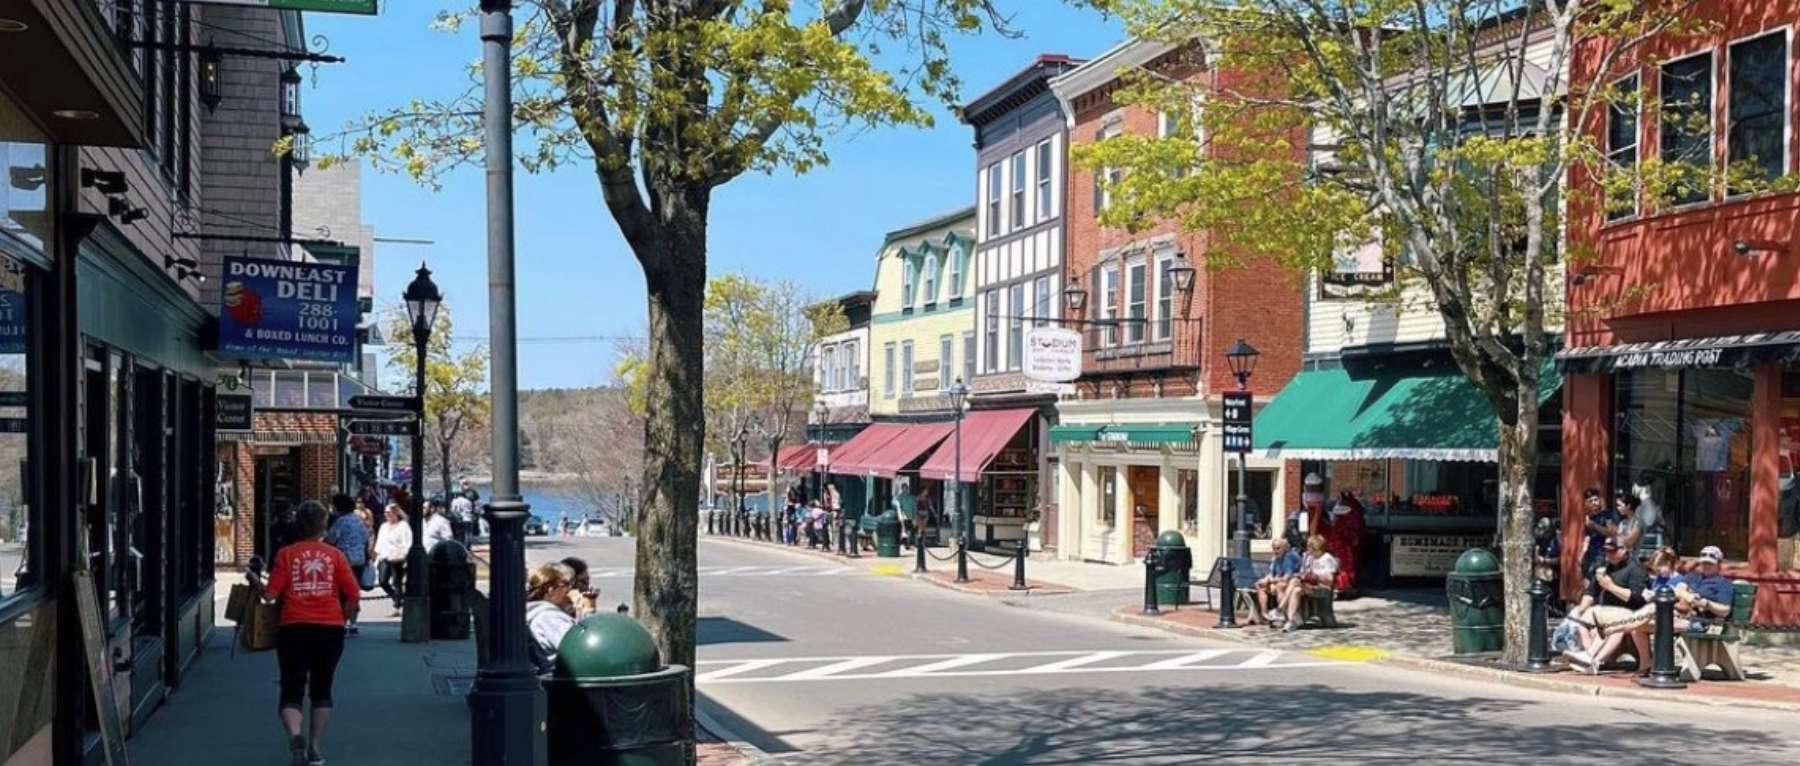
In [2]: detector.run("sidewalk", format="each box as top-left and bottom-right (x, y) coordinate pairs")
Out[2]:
(706, 532), (1141, 593)
(707, 533), (1800, 712)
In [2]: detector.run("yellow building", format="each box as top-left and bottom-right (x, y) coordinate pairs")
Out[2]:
(867, 207), (979, 417)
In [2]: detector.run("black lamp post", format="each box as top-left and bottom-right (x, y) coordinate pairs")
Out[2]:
(734, 426), (749, 536)
(1224, 338), (1260, 560)
(400, 262), (440, 643)
(814, 401), (829, 499)
(948, 379), (971, 583)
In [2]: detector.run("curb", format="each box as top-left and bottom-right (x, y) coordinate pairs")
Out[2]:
(705, 535), (866, 567)
(913, 574), (1075, 597)
(695, 702), (781, 765)
(706, 534), (1082, 595)
(1108, 608), (1800, 714)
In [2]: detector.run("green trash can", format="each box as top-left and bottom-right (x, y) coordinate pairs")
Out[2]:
(1446, 547), (1506, 655)
(1152, 530), (1192, 607)
(873, 508), (902, 557)
(545, 613), (692, 766)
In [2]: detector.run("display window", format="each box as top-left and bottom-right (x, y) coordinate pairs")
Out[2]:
(1614, 368), (1754, 562)
(1779, 369), (1799, 570)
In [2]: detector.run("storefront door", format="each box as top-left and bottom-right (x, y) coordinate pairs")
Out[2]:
(1129, 466), (1159, 557)
(254, 452), (298, 560)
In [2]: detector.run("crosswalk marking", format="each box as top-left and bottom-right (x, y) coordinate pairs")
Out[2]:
(584, 565), (850, 578)
(695, 648), (1340, 684)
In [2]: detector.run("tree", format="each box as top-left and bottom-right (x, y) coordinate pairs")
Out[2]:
(1079, 0), (1702, 662)
(387, 305), (492, 503)
(322, 0), (1014, 676)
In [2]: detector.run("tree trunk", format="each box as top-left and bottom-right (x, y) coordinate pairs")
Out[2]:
(440, 440), (453, 509)
(1498, 382), (1542, 664)
(632, 210), (705, 677)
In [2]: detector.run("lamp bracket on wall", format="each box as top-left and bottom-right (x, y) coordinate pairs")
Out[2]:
(127, 35), (343, 64)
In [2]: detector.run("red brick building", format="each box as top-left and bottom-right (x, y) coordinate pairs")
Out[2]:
(1561, 2), (1800, 622)
(1047, 39), (1304, 569)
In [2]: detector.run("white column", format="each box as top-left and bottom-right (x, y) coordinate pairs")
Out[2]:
(1057, 457), (1080, 561)
(1113, 460), (1133, 565)
(1157, 455), (1181, 541)
(1193, 430), (1226, 571)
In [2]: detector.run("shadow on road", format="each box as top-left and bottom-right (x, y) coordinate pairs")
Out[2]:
(712, 683), (1792, 764)
(699, 616), (789, 647)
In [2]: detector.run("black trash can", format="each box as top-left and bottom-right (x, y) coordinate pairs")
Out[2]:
(545, 613), (693, 766)
(427, 540), (473, 640)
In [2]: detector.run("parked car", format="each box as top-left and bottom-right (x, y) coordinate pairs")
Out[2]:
(579, 518), (612, 537)
(523, 515), (549, 536)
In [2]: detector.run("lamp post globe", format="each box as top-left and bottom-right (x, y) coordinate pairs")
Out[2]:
(1169, 252), (1197, 293)
(1224, 338), (1260, 390)
(1223, 337), (1259, 560)
(399, 262), (441, 644)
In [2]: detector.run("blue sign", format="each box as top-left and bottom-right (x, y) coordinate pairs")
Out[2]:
(217, 255), (359, 363)
(0, 288), (24, 355)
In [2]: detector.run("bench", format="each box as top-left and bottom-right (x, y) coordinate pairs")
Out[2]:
(1675, 580), (1757, 682)
(1296, 586), (1338, 628)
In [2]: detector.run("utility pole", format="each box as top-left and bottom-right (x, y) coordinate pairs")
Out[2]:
(467, 1), (545, 763)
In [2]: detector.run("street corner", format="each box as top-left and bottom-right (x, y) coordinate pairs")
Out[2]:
(1304, 645), (1391, 663)
(870, 563), (910, 577)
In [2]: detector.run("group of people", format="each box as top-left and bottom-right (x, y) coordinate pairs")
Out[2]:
(783, 484), (843, 549)
(524, 557), (603, 673)
(1558, 488), (1735, 674)
(1246, 535), (1341, 631)
(1283, 474), (1365, 597)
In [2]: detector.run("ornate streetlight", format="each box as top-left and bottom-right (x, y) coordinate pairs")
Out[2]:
(947, 379), (972, 583)
(399, 262), (440, 643)
(1223, 338), (1260, 560)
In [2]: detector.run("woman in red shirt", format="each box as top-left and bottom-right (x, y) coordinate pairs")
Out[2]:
(264, 500), (362, 766)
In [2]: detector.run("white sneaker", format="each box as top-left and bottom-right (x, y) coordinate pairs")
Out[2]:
(1265, 609), (1281, 623)
(1561, 648), (1594, 668)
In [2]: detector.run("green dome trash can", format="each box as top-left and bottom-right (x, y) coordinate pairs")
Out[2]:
(1446, 547), (1506, 655)
(544, 613), (692, 766)
(873, 508), (902, 558)
(1152, 530), (1192, 607)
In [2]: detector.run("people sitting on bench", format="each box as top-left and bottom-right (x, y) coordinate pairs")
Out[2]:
(1274, 535), (1337, 633)
(1563, 537), (1649, 673)
(1247, 538), (1301, 627)
(1624, 545), (1733, 657)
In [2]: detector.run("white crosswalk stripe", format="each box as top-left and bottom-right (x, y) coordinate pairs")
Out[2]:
(586, 565), (850, 578)
(694, 648), (1339, 684)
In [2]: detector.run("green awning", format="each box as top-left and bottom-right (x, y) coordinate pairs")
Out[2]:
(1052, 423), (1196, 446)
(1253, 360), (1562, 463)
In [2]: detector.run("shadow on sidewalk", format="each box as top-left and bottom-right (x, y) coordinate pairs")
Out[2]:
(127, 618), (475, 766)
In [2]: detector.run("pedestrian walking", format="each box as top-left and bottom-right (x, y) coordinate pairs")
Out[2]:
(263, 500), (361, 766)
(322, 495), (369, 636)
(373, 504), (411, 615)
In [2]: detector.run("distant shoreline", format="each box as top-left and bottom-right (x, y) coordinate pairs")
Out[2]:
(463, 470), (581, 485)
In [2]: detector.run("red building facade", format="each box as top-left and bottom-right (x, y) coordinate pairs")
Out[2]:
(1562, 2), (1800, 622)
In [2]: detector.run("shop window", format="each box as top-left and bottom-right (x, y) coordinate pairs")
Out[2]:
(0, 255), (39, 602)
(1178, 469), (1199, 532)
(1659, 52), (1714, 205)
(1726, 31), (1789, 194)
(1615, 368), (1753, 562)
(252, 370), (274, 407)
(1780, 369), (1799, 570)
(1227, 467), (1276, 539)
(1100, 466), (1117, 528)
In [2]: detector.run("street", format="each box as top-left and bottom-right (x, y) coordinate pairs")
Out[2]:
(529, 535), (1800, 765)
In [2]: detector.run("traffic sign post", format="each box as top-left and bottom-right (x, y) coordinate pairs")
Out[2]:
(349, 419), (419, 437)
(1221, 391), (1253, 454)
(349, 394), (421, 413)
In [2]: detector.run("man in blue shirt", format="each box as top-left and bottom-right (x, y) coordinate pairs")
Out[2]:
(1674, 545), (1734, 629)
(1580, 488), (1618, 579)
(1248, 537), (1303, 627)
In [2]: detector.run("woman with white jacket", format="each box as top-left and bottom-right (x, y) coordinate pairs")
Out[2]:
(373, 504), (412, 615)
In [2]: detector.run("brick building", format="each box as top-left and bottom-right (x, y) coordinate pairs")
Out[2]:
(1560, 1), (1800, 622)
(1047, 39), (1304, 569)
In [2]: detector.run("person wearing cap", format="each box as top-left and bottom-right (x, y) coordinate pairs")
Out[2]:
(1563, 536), (1649, 672)
(1673, 545), (1734, 627)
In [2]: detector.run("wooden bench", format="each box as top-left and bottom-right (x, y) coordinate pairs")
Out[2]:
(1297, 586), (1339, 629)
(1675, 580), (1757, 682)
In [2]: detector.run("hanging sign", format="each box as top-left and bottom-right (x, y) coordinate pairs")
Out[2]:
(1024, 326), (1082, 383)
(348, 394), (420, 413)
(349, 419), (418, 436)
(181, 0), (379, 15)
(217, 254), (359, 364)
(216, 393), (254, 432)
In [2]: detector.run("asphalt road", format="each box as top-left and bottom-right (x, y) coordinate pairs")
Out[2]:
(528, 534), (1800, 765)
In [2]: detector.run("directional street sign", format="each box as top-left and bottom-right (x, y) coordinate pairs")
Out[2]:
(348, 419), (418, 437)
(1221, 391), (1253, 454)
(348, 395), (420, 413)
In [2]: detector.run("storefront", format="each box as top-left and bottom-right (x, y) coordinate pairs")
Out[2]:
(829, 422), (953, 536)
(1253, 355), (1562, 583)
(918, 408), (1040, 548)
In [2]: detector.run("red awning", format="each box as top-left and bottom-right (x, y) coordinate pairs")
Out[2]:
(825, 423), (911, 476)
(918, 409), (1037, 483)
(859, 423), (955, 479)
(771, 444), (815, 474)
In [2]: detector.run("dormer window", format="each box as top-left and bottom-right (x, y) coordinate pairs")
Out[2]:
(922, 253), (939, 304)
(947, 243), (965, 296)
(901, 256), (916, 308)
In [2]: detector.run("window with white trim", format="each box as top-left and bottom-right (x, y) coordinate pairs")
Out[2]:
(1036, 140), (1053, 222)
(939, 335), (953, 391)
(847, 340), (860, 389)
(1008, 283), (1025, 369)
(947, 243), (965, 296)
(984, 289), (1001, 372)
(901, 257), (916, 308)
(883, 343), (896, 398)
(1660, 52), (1714, 205)
(986, 163), (1003, 236)
(1100, 266), (1119, 346)
(1605, 74), (1640, 221)
(922, 253), (939, 305)
(1093, 122), (1122, 212)
(1010, 150), (1026, 231)
(900, 341), (914, 396)
(963, 332), (976, 386)
(1155, 254), (1174, 340)
(1126, 260), (1147, 344)
(1727, 31), (1789, 194)
(1033, 275), (1050, 328)
(1159, 111), (1184, 179)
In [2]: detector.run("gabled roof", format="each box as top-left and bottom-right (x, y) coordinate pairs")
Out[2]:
(880, 206), (978, 246)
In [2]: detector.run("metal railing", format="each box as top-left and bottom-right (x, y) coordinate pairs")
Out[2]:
(1082, 319), (1203, 374)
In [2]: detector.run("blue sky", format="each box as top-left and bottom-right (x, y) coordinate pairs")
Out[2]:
(306, 3), (1119, 390)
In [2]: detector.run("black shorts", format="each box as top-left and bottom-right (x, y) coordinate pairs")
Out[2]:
(276, 624), (347, 710)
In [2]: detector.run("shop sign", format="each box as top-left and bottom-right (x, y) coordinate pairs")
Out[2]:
(185, 0), (380, 15)
(217, 254), (359, 364)
(1221, 391), (1253, 454)
(348, 394), (420, 413)
(1025, 379), (1075, 395)
(0, 281), (23, 355)
(216, 393), (254, 432)
(1024, 327), (1082, 382)
(1390, 533), (1489, 577)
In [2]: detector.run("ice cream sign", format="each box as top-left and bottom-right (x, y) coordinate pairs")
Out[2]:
(217, 254), (359, 364)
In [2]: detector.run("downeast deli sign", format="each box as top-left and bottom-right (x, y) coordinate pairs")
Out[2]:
(217, 255), (359, 364)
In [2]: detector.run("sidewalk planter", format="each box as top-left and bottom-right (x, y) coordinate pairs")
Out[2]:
(547, 613), (693, 766)
(1446, 548), (1505, 654)
(1154, 531), (1193, 607)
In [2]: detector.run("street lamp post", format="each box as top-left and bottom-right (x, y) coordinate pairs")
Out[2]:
(814, 401), (829, 500)
(1224, 339), (1261, 562)
(467, 1), (545, 763)
(734, 427), (749, 537)
(948, 380), (971, 583)
(399, 263), (440, 644)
